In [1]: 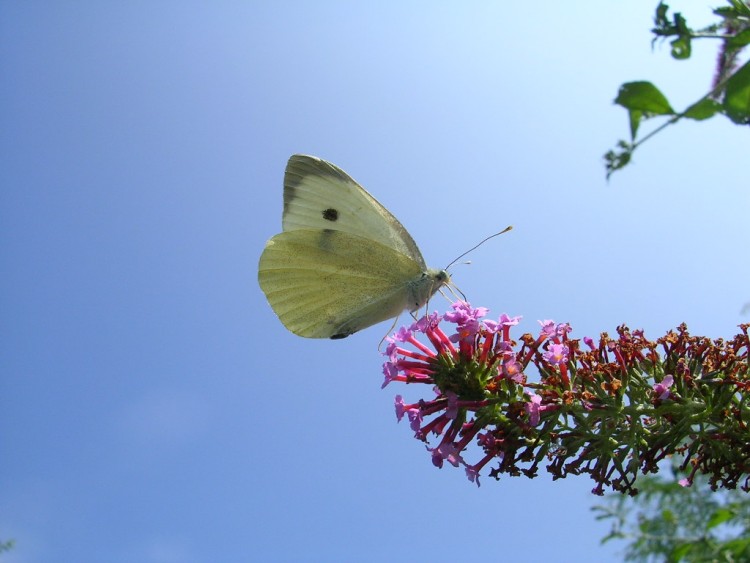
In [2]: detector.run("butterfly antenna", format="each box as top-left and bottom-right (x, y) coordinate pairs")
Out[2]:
(444, 226), (513, 271)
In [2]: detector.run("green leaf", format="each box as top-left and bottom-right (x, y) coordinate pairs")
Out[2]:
(628, 109), (643, 139)
(722, 0), (750, 18)
(684, 98), (722, 120)
(661, 508), (676, 524)
(604, 140), (633, 180)
(706, 507), (735, 529)
(670, 34), (691, 59)
(615, 81), (675, 115)
(654, 2), (670, 30)
(671, 543), (693, 560)
(650, 5), (693, 59)
(723, 59), (750, 124)
(722, 536), (750, 556)
(727, 28), (750, 49)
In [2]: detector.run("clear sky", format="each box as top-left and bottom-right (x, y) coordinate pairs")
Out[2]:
(2, 2), (748, 562)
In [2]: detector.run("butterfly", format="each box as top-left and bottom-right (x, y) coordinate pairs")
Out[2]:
(257, 155), (449, 339)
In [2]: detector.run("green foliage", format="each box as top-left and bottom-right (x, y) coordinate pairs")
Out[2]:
(723, 58), (750, 122)
(594, 466), (750, 562)
(614, 81), (675, 139)
(0, 539), (14, 555)
(683, 98), (723, 120)
(652, 2), (693, 58)
(605, 1), (750, 179)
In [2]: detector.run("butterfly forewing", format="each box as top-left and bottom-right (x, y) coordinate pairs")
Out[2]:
(282, 155), (426, 267)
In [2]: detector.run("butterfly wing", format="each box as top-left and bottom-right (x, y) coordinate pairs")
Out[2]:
(258, 229), (440, 339)
(282, 155), (426, 268)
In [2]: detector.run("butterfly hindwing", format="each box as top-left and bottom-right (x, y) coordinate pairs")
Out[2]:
(258, 230), (428, 338)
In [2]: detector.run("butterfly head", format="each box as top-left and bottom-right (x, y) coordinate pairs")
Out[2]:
(408, 268), (450, 313)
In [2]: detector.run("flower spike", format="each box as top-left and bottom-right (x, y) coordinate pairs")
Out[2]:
(384, 306), (750, 495)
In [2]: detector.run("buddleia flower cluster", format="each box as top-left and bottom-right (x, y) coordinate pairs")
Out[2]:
(382, 302), (750, 494)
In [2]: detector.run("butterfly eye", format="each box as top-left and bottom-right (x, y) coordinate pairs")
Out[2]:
(322, 208), (339, 222)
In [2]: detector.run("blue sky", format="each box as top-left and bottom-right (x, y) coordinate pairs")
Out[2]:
(2, 2), (748, 562)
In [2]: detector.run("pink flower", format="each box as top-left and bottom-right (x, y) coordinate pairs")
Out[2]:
(653, 375), (674, 400)
(382, 361), (399, 388)
(429, 442), (462, 468)
(465, 466), (481, 487)
(502, 357), (524, 383)
(543, 343), (569, 366)
(408, 409), (424, 433)
(485, 314), (522, 334)
(411, 312), (440, 333)
(556, 323), (572, 337)
(499, 313), (521, 327)
(444, 301), (488, 325)
(539, 319), (557, 338)
(444, 302), (488, 343)
(394, 395), (407, 421)
(526, 393), (543, 426)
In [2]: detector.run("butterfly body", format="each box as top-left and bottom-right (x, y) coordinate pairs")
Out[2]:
(258, 155), (448, 339)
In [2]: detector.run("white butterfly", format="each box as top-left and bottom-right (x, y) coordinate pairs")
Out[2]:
(258, 154), (449, 339)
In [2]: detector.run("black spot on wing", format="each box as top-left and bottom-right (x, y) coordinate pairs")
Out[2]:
(283, 155), (356, 216)
(330, 332), (352, 340)
(322, 208), (339, 222)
